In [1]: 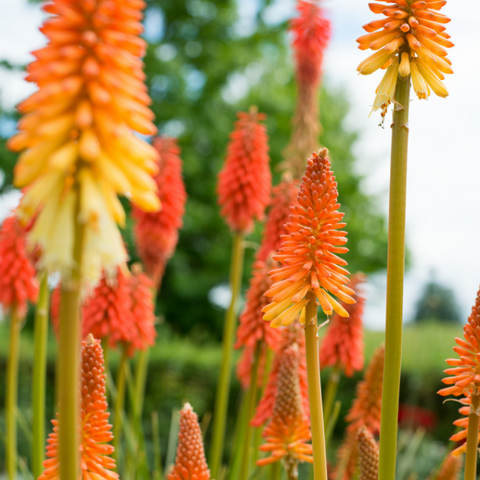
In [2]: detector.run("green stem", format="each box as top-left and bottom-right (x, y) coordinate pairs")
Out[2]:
(239, 343), (261, 480)
(304, 291), (328, 480)
(210, 232), (245, 478)
(269, 462), (281, 480)
(113, 346), (128, 462)
(59, 217), (84, 480)
(378, 75), (411, 480)
(464, 394), (480, 480)
(323, 365), (341, 427)
(32, 273), (50, 479)
(101, 337), (109, 395)
(133, 347), (150, 422)
(6, 306), (21, 480)
(152, 411), (163, 480)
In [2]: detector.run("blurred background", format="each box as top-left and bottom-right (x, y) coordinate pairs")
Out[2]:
(0, 0), (479, 477)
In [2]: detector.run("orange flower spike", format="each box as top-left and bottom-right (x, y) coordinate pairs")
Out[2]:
(132, 136), (187, 288)
(320, 273), (366, 377)
(263, 149), (354, 327)
(357, 427), (379, 480)
(168, 403), (211, 480)
(39, 335), (118, 480)
(218, 107), (271, 234)
(0, 214), (38, 315)
(357, 0), (453, 114)
(257, 344), (313, 472)
(427, 454), (461, 480)
(346, 346), (385, 435)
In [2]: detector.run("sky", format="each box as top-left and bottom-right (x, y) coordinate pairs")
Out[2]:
(0, 0), (479, 330)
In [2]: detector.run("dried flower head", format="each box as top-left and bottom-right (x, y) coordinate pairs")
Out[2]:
(132, 136), (186, 288)
(346, 346), (385, 435)
(357, 0), (453, 116)
(39, 335), (118, 480)
(0, 214), (38, 315)
(9, 0), (159, 287)
(263, 149), (354, 327)
(357, 427), (379, 480)
(253, 324), (309, 427)
(320, 273), (366, 377)
(218, 107), (271, 234)
(257, 344), (313, 472)
(168, 403), (211, 480)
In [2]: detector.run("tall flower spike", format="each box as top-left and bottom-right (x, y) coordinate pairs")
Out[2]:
(132, 136), (187, 288)
(346, 346), (385, 435)
(357, 0), (453, 116)
(0, 214), (38, 315)
(357, 427), (379, 480)
(8, 0), (160, 287)
(427, 454), (461, 480)
(320, 273), (366, 377)
(217, 106), (271, 234)
(263, 149), (354, 328)
(39, 335), (118, 480)
(257, 344), (313, 475)
(253, 324), (309, 427)
(168, 403), (211, 480)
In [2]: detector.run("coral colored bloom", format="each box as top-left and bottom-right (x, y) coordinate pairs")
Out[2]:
(0, 214), (38, 315)
(263, 149), (354, 327)
(346, 346), (385, 435)
(253, 324), (309, 427)
(168, 403), (211, 480)
(218, 107), (271, 234)
(257, 344), (313, 472)
(39, 335), (118, 480)
(9, 0), (160, 286)
(427, 453), (461, 480)
(320, 273), (366, 377)
(132, 136), (187, 288)
(357, 427), (379, 480)
(257, 180), (299, 262)
(357, 0), (453, 115)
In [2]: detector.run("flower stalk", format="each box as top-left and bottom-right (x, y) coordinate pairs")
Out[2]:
(464, 394), (480, 480)
(378, 75), (411, 480)
(210, 232), (245, 478)
(113, 346), (129, 462)
(323, 365), (341, 427)
(32, 272), (50, 479)
(304, 291), (328, 480)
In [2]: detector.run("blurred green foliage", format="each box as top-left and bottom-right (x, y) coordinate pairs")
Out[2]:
(0, 0), (390, 340)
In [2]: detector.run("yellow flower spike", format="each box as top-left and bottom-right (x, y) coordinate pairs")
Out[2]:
(357, 48), (397, 75)
(370, 61), (400, 120)
(416, 59), (449, 97)
(410, 61), (429, 99)
(399, 52), (411, 77)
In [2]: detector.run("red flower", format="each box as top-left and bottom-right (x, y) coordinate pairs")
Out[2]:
(319, 273), (366, 377)
(0, 213), (38, 315)
(218, 107), (271, 234)
(252, 324), (309, 427)
(398, 404), (437, 431)
(39, 335), (118, 480)
(257, 180), (299, 262)
(132, 136), (187, 288)
(290, 0), (332, 87)
(168, 403), (211, 480)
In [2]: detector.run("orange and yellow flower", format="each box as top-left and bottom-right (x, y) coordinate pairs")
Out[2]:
(8, 0), (160, 287)
(257, 344), (313, 471)
(262, 149), (354, 327)
(168, 403), (211, 480)
(39, 335), (118, 480)
(357, 1), (453, 116)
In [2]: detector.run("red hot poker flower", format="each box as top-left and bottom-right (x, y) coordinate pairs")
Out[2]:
(168, 403), (211, 480)
(290, 0), (332, 87)
(132, 136), (187, 288)
(39, 335), (118, 480)
(257, 344), (313, 472)
(0, 214), (38, 315)
(357, 427), (379, 480)
(320, 273), (366, 377)
(263, 149), (354, 327)
(217, 107), (271, 234)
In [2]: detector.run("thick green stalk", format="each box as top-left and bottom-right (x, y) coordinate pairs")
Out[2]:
(239, 343), (261, 480)
(113, 346), (129, 462)
(323, 365), (340, 427)
(210, 232), (245, 478)
(378, 75), (411, 480)
(6, 306), (21, 480)
(304, 291), (328, 480)
(32, 273), (50, 479)
(464, 394), (480, 480)
(59, 218), (84, 480)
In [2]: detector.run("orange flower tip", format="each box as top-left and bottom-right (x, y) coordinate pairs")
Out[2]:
(86, 333), (95, 346)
